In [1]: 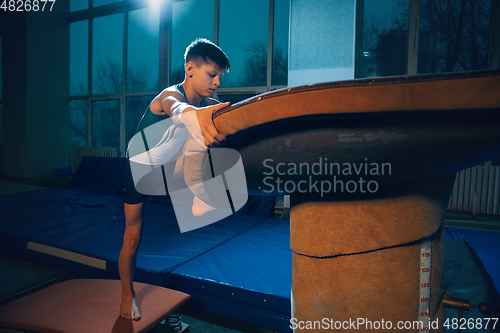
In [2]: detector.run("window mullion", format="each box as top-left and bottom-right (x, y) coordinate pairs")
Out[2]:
(488, 0), (500, 69)
(267, 0), (274, 89)
(123, 10), (128, 94)
(88, 98), (93, 146)
(354, 0), (364, 78)
(159, 1), (172, 88)
(88, 17), (93, 146)
(407, 0), (421, 75)
(122, 11), (128, 156)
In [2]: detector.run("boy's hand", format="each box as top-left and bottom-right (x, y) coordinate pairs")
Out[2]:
(179, 102), (230, 149)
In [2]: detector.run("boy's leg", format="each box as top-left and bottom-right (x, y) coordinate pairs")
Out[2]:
(182, 137), (217, 216)
(119, 199), (150, 320)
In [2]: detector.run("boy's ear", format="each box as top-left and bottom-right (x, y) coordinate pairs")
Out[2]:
(185, 61), (195, 78)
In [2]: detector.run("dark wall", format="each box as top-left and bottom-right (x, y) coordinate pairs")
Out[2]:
(1, 3), (69, 178)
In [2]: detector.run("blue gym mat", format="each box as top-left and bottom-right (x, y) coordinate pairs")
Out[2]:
(171, 216), (292, 332)
(446, 227), (500, 293)
(0, 157), (498, 333)
(0, 157), (275, 286)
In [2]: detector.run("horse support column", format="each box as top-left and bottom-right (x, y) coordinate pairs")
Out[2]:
(290, 176), (455, 333)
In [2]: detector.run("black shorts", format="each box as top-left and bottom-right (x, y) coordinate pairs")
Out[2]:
(123, 159), (151, 205)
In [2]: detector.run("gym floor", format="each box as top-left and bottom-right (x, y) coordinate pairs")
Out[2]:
(0, 177), (278, 333)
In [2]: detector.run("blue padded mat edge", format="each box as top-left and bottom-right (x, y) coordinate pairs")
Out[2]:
(0, 187), (268, 277)
(171, 217), (292, 299)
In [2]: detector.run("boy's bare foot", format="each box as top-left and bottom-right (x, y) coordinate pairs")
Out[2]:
(192, 195), (215, 216)
(120, 296), (141, 321)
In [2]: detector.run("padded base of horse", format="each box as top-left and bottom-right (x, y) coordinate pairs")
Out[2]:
(0, 279), (190, 333)
(289, 176), (454, 332)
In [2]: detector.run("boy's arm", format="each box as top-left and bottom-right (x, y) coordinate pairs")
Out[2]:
(151, 89), (229, 149)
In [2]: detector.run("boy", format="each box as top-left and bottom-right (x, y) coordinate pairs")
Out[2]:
(120, 38), (230, 320)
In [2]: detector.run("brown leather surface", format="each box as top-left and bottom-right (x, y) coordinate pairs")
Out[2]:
(0, 279), (190, 333)
(211, 72), (500, 195)
(213, 73), (500, 137)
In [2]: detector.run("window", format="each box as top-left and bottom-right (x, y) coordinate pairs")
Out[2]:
(357, 0), (496, 78)
(418, 0), (491, 74)
(92, 13), (124, 95)
(272, 0), (289, 86)
(219, 0), (270, 87)
(358, 0), (409, 78)
(70, 0), (88, 12)
(70, 100), (88, 147)
(126, 95), (155, 145)
(92, 100), (121, 154)
(70, 21), (88, 96)
(128, 7), (160, 92)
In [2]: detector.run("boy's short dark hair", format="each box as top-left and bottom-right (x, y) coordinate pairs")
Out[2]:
(184, 38), (230, 73)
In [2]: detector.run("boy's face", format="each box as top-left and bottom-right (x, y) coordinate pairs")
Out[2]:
(187, 60), (225, 97)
